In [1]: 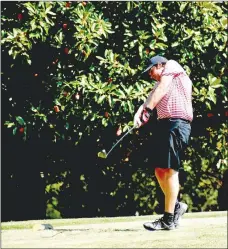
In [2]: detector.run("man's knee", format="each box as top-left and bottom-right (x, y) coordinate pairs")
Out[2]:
(155, 167), (178, 179)
(155, 167), (166, 179)
(164, 168), (179, 180)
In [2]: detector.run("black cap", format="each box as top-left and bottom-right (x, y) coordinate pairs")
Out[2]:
(142, 55), (168, 73)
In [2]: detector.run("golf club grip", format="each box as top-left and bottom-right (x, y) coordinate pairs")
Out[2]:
(106, 126), (135, 157)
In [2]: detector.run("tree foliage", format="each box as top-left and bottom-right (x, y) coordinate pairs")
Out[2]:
(1, 1), (227, 220)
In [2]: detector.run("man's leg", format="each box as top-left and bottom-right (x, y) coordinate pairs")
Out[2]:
(155, 167), (179, 208)
(145, 167), (187, 230)
(163, 168), (179, 213)
(143, 167), (176, 230)
(155, 167), (166, 194)
(155, 167), (179, 222)
(157, 168), (188, 227)
(143, 167), (181, 231)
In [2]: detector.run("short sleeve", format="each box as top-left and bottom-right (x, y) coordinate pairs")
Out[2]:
(161, 60), (185, 77)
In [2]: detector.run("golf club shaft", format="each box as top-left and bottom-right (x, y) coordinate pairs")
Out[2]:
(106, 126), (136, 157)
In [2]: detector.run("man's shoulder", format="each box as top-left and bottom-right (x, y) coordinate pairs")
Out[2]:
(165, 59), (184, 72)
(166, 59), (181, 67)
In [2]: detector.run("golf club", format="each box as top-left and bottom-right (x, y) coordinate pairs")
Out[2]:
(98, 125), (136, 159)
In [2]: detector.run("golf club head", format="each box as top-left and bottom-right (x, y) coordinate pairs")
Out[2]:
(97, 149), (107, 159)
(97, 125), (136, 159)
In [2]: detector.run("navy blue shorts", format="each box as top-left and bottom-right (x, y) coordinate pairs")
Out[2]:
(149, 118), (191, 171)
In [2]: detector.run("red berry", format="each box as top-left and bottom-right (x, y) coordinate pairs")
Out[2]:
(17, 13), (23, 21)
(108, 78), (112, 83)
(19, 127), (24, 133)
(54, 106), (60, 113)
(63, 23), (68, 29)
(104, 112), (109, 118)
(225, 111), (228, 117)
(64, 48), (69, 54)
(63, 91), (68, 97)
(66, 2), (71, 7)
(116, 127), (122, 136)
(146, 48), (150, 54)
(207, 113), (214, 118)
(34, 73), (38, 77)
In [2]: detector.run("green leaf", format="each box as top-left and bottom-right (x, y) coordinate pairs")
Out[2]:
(127, 100), (134, 114)
(210, 78), (222, 88)
(54, 99), (61, 106)
(156, 2), (162, 14)
(65, 122), (70, 130)
(212, 84), (223, 89)
(97, 95), (106, 104)
(171, 42), (179, 47)
(116, 89), (126, 98)
(221, 17), (228, 28)
(5, 122), (15, 128)
(96, 56), (104, 61)
(193, 87), (199, 94)
(180, 2), (188, 12)
(102, 118), (108, 127)
(43, 116), (47, 123)
(45, 5), (52, 14)
(80, 174), (85, 181)
(47, 10), (56, 16)
(207, 91), (216, 104)
(138, 44), (143, 58)
(127, 2), (132, 12)
(205, 101), (211, 110)
(110, 52), (114, 63)
(30, 20), (37, 30)
(24, 3), (36, 14)
(108, 95), (114, 107)
(31, 106), (38, 112)
(155, 43), (168, 50)
(13, 127), (17, 135)
(16, 116), (25, 125)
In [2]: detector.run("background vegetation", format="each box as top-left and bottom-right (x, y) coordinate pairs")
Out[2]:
(1, 1), (227, 221)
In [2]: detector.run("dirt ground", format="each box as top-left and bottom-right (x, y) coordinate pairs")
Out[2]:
(1, 211), (227, 248)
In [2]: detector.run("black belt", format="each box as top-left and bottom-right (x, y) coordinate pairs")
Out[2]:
(158, 118), (191, 124)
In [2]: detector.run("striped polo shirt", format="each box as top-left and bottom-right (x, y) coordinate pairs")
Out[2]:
(152, 60), (193, 122)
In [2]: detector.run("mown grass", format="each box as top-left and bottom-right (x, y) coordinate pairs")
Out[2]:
(1, 210), (226, 230)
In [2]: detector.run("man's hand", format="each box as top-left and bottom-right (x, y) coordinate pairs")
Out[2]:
(134, 112), (142, 128)
(133, 107), (151, 128)
(141, 109), (150, 124)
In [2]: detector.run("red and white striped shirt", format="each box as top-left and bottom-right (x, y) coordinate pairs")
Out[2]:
(152, 60), (193, 121)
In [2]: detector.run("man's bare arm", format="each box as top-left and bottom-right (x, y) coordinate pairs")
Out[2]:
(133, 75), (173, 127)
(143, 75), (173, 110)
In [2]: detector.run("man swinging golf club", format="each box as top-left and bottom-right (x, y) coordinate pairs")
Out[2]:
(134, 55), (193, 231)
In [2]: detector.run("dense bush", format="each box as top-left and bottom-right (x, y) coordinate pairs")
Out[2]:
(1, 1), (227, 220)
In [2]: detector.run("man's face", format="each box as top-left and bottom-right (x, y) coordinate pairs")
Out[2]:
(148, 64), (163, 81)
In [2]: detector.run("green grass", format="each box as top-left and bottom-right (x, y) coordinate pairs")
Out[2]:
(2, 211), (227, 248)
(1, 210), (226, 230)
